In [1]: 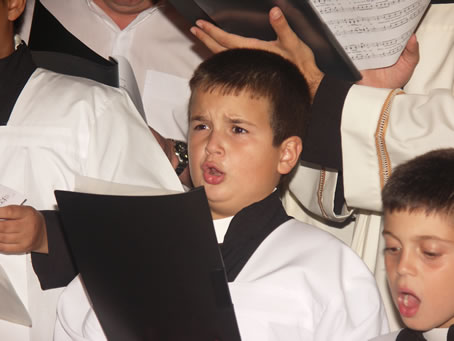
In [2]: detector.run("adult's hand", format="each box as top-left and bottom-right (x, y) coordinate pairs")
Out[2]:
(0, 205), (48, 254)
(357, 34), (420, 89)
(190, 7), (324, 99)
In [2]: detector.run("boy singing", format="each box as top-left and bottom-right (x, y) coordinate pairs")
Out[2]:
(55, 49), (388, 341)
(371, 148), (454, 340)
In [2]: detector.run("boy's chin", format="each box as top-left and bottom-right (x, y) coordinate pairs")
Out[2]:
(402, 317), (446, 332)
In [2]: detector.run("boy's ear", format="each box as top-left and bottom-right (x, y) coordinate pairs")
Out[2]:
(7, 0), (26, 22)
(277, 136), (302, 175)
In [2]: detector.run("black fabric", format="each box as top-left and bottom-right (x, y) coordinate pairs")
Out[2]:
(449, 325), (454, 340)
(300, 75), (353, 215)
(0, 44), (36, 125)
(221, 191), (291, 282)
(397, 325), (454, 341)
(28, 0), (119, 87)
(301, 75), (353, 171)
(431, 1), (454, 3)
(396, 328), (427, 341)
(29, 0), (111, 66)
(31, 211), (78, 290)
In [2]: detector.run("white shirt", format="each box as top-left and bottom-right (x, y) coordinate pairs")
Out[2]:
(21, 0), (211, 140)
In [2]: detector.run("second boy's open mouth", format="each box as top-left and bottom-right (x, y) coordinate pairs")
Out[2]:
(202, 163), (225, 185)
(397, 291), (421, 318)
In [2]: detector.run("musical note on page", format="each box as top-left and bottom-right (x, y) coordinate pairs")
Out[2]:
(310, 0), (430, 69)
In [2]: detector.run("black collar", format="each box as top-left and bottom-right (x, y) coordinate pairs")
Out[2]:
(220, 190), (291, 282)
(0, 44), (37, 125)
(431, 0), (454, 3)
(397, 325), (454, 341)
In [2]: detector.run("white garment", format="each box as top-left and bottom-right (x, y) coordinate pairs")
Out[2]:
(286, 3), (454, 332)
(20, 0), (210, 140)
(370, 328), (449, 341)
(0, 68), (183, 341)
(55, 218), (388, 341)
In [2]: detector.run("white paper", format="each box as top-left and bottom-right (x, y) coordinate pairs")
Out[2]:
(142, 70), (191, 141)
(74, 175), (181, 196)
(0, 185), (31, 326)
(112, 55), (147, 123)
(0, 185), (26, 207)
(311, 0), (430, 69)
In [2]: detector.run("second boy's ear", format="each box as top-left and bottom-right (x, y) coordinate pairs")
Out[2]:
(7, 0), (26, 22)
(277, 136), (302, 175)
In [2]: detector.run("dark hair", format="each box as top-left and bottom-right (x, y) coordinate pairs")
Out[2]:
(189, 48), (311, 147)
(382, 148), (454, 217)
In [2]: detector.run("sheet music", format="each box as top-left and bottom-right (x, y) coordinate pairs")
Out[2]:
(0, 185), (31, 326)
(311, 0), (430, 69)
(74, 175), (181, 196)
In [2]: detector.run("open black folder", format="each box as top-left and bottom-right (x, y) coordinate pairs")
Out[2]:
(54, 188), (241, 341)
(169, 0), (361, 82)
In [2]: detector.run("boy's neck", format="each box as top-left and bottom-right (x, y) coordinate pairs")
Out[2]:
(423, 327), (451, 341)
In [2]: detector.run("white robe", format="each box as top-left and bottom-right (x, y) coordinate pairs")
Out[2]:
(54, 218), (388, 341)
(20, 0), (210, 141)
(285, 3), (454, 331)
(0, 68), (183, 341)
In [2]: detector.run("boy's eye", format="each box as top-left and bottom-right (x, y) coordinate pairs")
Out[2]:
(232, 126), (248, 134)
(422, 250), (441, 259)
(193, 123), (208, 131)
(384, 246), (401, 254)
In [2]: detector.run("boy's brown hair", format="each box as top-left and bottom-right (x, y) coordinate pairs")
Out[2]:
(382, 148), (454, 217)
(189, 48), (311, 147)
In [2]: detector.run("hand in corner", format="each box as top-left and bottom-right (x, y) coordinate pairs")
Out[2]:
(0, 205), (48, 254)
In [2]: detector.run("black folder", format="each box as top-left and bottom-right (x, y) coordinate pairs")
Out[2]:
(54, 187), (241, 341)
(168, 0), (361, 82)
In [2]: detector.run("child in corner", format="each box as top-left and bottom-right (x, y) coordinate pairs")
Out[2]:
(371, 148), (454, 341)
(55, 49), (388, 341)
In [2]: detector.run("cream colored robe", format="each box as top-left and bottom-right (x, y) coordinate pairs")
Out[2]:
(285, 3), (454, 331)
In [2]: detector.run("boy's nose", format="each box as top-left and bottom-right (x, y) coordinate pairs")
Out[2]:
(396, 250), (416, 276)
(205, 131), (224, 156)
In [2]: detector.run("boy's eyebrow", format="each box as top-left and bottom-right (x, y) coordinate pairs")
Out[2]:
(382, 230), (454, 244)
(189, 114), (207, 122)
(382, 230), (394, 237)
(415, 235), (454, 243)
(226, 116), (257, 127)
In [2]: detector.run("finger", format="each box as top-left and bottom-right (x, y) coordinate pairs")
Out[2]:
(0, 241), (27, 254)
(194, 20), (259, 50)
(0, 231), (22, 245)
(268, 7), (299, 47)
(0, 205), (24, 220)
(401, 34), (420, 66)
(190, 25), (227, 53)
(0, 220), (20, 233)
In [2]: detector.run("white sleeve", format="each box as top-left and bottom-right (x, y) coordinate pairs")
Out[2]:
(54, 276), (106, 341)
(83, 86), (184, 193)
(342, 86), (454, 212)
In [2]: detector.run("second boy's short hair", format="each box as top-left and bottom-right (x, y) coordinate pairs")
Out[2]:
(189, 48), (311, 146)
(382, 148), (454, 217)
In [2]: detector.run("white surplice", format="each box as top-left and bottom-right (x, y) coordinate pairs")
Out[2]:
(0, 68), (183, 341)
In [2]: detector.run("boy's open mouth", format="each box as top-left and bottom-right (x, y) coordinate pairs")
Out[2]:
(202, 164), (225, 185)
(397, 292), (420, 318)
